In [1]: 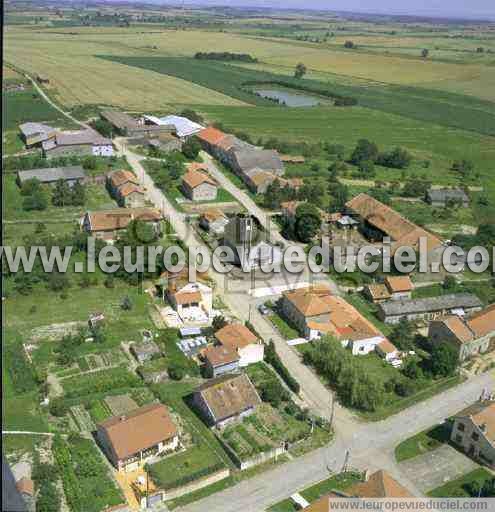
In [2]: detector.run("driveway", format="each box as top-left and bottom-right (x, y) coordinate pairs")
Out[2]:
(398, 444), (479, 494)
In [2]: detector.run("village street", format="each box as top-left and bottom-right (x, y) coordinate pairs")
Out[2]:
(115, 138), (495, 511)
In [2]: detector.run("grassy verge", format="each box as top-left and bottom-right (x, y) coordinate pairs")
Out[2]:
(395, 423), (452, 462)
(268, 313), (299, 340)
(427, 468), (493, 497)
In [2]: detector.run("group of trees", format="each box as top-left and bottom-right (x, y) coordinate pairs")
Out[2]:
(32, 452), (60, 512)
(452, 159), (475, 179)
(4, 153), (109, 172)
(194, 52), (258, 63)
(20, 178), (86, 211)
(265, 340), (300, 393)
(349, 139), (412, 176)
(294, 62), (307, 79)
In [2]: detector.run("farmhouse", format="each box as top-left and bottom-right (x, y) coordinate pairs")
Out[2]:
(107, 170), (145, 207)
(81, 207), (162, 241)
(280, 285), (393, 358)
(345, 193), (444, 257)
(229, 148), (284, 177)
(192, 373), (261, 428)
(451, 402), (495, 468)
(97, 403), (179, 472)
(19, 122), (56, 147)
(214, 323), (264, 367)
(43, 128), (113, 158)
(100, 110), (174, 138)
(199, 209), (229, 236)
(202, 344), (240, 378)
(181, 164), (218, 201)
(378, 293), (483, 324)
(428, 304), (495, 361)
(426, 188), (469, 208)
(143, 115), (203, 139)
(196, 126), (229, 155)
(243, 168), (276, 194)
(17, 165), (86, 187)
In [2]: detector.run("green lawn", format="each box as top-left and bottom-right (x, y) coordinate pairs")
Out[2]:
(345, 293), (393, 336)
(3, 87), (77, 130)
(395, 423), (452, 462)
(413, 281), (495, 306)
(268, 472), (362, 512)
(268, 313), (299, 340)
(427, 468), (493, 497)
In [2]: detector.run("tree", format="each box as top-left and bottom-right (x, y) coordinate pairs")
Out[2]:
(421, 48), (429, 58)
(168, 361), (185, 380)
(82, 155), (98, 170)
(377, 147), (412, 169)
(294, 62), (307, 79)
(327, 180), (349, 212)
(358, 159), (375, 177)
(325, 143), (345, 161)
(344, 40), (355, 49)
(428, 343), (458, 378)
(91, 118), (113, 138)
(52, 179), (72, 207)
(212, 315), (227, 331)
(182, 137), (201, 159)
(402, 358), (423, 380)
(295, 202), (321, 242)
(23, 190), (47, 211)
(350, 139), (379, 165)
(389, 318), (415, 351)
(71, 181), (86, 206)
(20, 178), (41, 196)
(121, 295), (133, 310)
(452, 159), (474, 178)
(443, 275), (457, 291)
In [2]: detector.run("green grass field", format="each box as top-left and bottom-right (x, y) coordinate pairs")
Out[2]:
(395, 423), (452, 462)
(198, 105), (495, 221)
(101, 56), (495, 137)
(427, 468), (493, 497)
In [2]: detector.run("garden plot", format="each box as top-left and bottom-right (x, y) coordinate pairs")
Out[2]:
(221, 404), (311, 462)
(104, 394), (139, 416)
(70, 405), (96, 432)
(29, 321), (85, 342)
(81, 349), (128, 372)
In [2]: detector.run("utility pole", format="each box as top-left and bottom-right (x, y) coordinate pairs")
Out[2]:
(342, 449), (350, 473)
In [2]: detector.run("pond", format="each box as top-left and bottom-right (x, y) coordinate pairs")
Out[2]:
(253, 87), (328, 107)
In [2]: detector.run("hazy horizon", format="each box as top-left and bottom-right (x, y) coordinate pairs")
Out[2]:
(175, 0), (495, 20)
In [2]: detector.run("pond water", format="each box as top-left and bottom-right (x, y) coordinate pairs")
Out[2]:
(253, 88), (326, 107)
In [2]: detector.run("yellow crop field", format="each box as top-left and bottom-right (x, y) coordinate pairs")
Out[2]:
(5, 25), (495, 106)
(3, 27), (246, 109)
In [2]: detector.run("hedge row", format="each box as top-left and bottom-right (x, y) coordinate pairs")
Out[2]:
(265, 341), (301, 394)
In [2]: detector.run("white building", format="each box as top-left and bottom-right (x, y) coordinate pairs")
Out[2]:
(143, 115), (204, 139)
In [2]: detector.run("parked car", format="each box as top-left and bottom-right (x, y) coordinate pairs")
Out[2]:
(258, 304), (270, 316)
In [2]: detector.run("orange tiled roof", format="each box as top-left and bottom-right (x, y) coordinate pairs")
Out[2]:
(174, 290), (202, 305)
(85, 208), (161, 232)
(203, 344), (239, 367)
(377, 339), (398, 354)
(443, 316), (475, 344)
(98, 403), (177, 461)
(215, 323), (258, 349)
(385, 276), (414, 293)
(467, 304), (495, 338)
(367, 284), (392, 300)
(348, 470), (413, 498)
(108, 169), (138, 188)
(182, 168), (217, 189)
(346, 193), (443, 253)
(117, 182), (144, 197)
(201, 209), (226, 223)
(197, 126), (228, 146)
(471, 403), (495, 444)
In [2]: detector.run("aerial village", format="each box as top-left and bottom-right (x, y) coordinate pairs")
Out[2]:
(5, 101), (495, 512)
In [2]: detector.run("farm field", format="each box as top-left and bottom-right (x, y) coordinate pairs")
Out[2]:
(4, 25), (495, 114)
(199, 104), (495, 220)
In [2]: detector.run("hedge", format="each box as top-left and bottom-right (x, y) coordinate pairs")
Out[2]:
(265, 341), (300, 394)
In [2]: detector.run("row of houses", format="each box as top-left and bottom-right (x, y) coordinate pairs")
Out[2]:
(19, 123), (113, 158)
(196, 126), (295, 194)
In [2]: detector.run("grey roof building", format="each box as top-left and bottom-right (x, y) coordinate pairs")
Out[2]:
(17, 165), (86, 186)
(100, 110), (175, 137)
(230, 148), (284, 176)
(378, 293), (483, 324)
(19, 122), (56, 147)
(426, 188), (469, 207)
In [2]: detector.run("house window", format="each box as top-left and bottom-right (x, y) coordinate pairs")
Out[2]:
(472, 432), (480, 441)
(455, 434), (463, 443)
(457, 423), (465, 432)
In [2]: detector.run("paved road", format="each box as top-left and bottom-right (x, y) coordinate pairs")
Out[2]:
(116, 139), (495, 510)
(179, 372), (493, 512)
